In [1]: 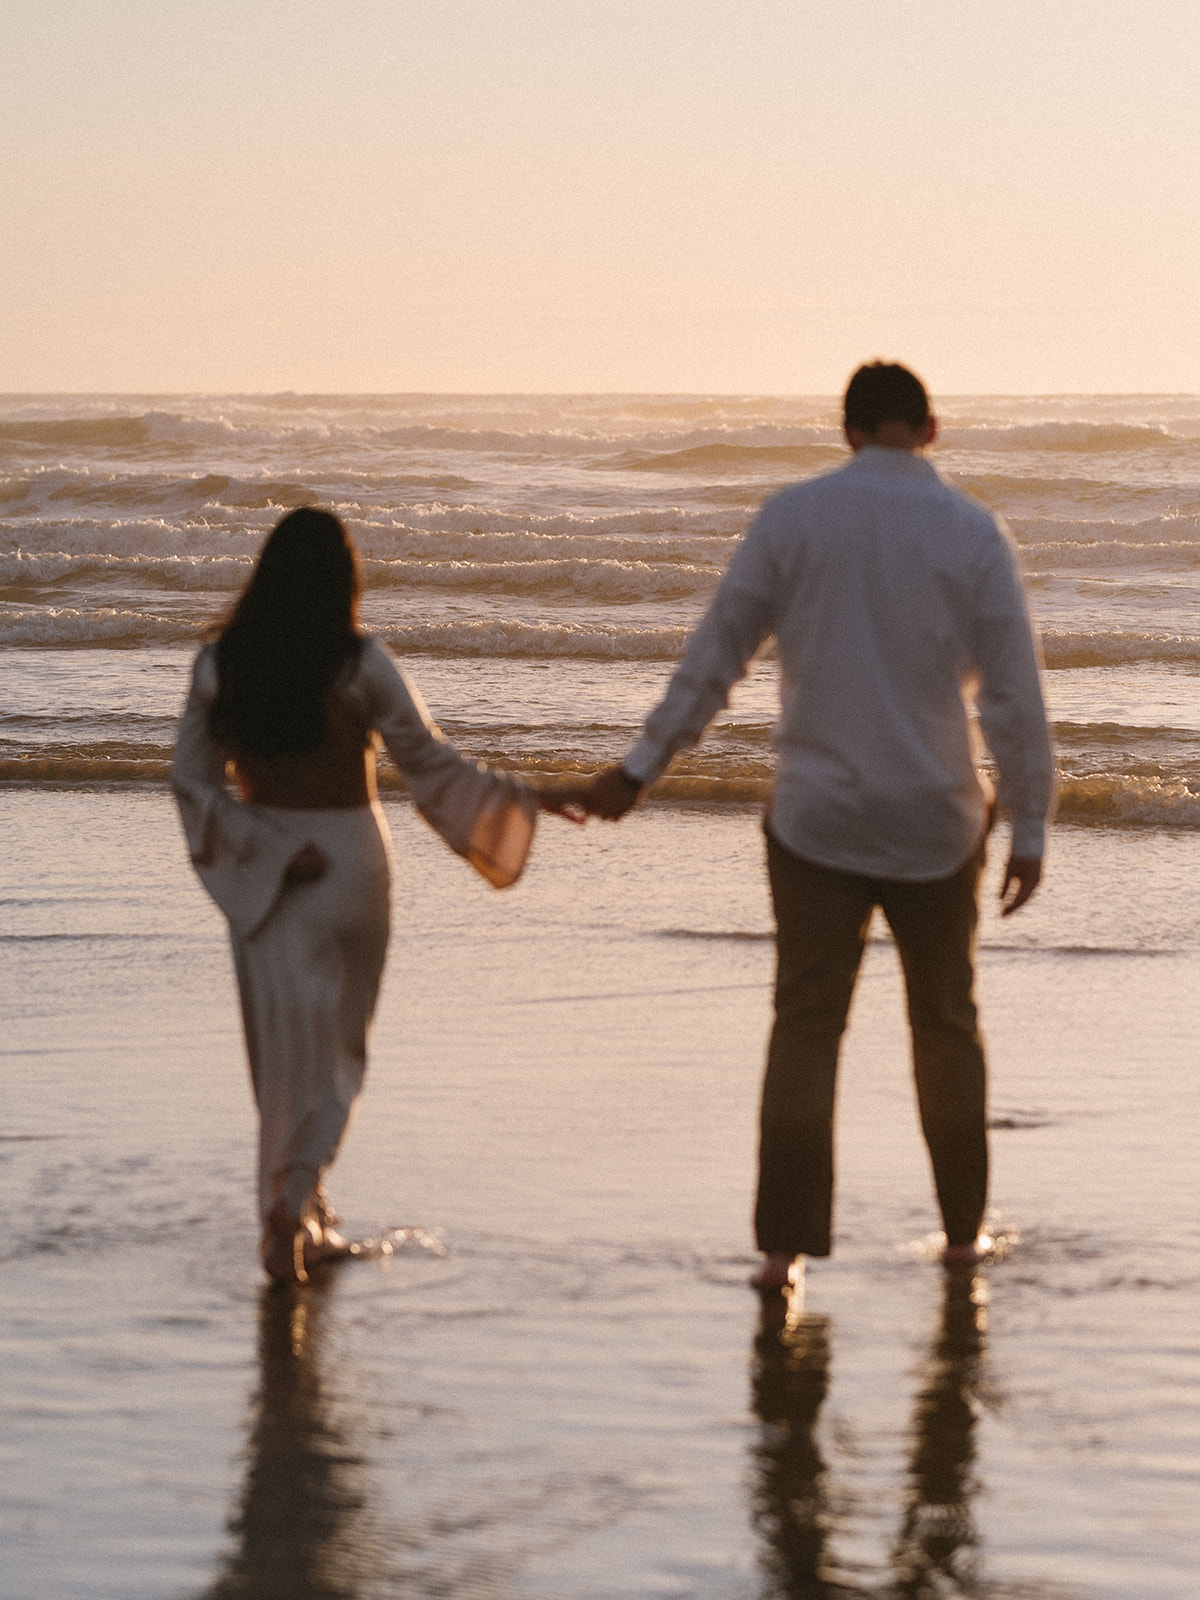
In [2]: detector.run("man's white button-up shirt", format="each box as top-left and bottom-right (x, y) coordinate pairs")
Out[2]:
(624, 445), (1055, 881)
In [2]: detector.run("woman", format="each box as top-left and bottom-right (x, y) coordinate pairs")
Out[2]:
(173, 507), (544, 1284)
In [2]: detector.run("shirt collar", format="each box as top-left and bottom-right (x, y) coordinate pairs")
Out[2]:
(847, 445), (941, 479)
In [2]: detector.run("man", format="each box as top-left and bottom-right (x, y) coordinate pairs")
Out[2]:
(578, 363), (1055, 1289)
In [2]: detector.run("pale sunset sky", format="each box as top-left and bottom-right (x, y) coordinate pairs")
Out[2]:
(2, 0), (1197, 394)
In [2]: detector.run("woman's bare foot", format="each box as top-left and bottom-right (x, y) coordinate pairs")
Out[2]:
(751, 1252), (804, 1290)
(261, 1201), (310, 1285)
(303, 1226), (355, 1270)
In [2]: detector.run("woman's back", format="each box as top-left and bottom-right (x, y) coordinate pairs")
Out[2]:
(230, 682), (374, 810)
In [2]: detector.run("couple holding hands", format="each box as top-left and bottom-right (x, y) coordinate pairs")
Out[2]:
(173, 363), (1053, 1289)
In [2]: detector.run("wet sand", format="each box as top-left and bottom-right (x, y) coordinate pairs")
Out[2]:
(2, 790), (1199, 1598)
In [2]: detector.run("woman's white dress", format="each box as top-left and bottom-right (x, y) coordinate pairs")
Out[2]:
(172, 635), (536, 1220)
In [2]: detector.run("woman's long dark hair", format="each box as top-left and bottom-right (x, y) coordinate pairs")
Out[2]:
(209, 508), (364, 758)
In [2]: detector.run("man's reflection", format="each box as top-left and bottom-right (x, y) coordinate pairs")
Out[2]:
(891, 1271), (988, 1597)
(204, 1285), (370, 1600)
(749, 1272), (989, 1598)
(749, 1293), (833, 1596)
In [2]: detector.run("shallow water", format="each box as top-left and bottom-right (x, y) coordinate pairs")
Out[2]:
(3, 790), (1198, 1599)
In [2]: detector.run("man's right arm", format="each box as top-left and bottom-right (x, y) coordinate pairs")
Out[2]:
(580, 504), (786, 818)
(622, 580), (779, 785)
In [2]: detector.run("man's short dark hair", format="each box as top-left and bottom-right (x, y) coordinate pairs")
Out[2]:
(843, 362), (931, 434)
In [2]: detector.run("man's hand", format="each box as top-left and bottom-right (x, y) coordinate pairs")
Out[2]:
(284, 842), (329, 884)
(1000, 855), (1042, 916)
(581, 764), (644, 821)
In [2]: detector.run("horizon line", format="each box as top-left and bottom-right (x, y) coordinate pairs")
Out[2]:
(2, 388), (1198, 401)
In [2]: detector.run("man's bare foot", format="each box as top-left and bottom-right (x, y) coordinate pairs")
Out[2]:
(942, 1233), (994, 1267)
(751, 1252), (804, 1290)
(261, 1201), (309, 1285)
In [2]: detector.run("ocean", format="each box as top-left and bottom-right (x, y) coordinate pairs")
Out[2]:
(2, 394), (1198, 1599)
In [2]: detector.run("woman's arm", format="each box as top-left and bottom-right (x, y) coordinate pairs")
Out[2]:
(171, 646), (258, 867)
(171, 648), (322, 933)
(354, 638), (537, 887)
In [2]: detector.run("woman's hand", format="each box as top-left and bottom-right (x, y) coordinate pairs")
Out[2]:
(533, 782), (590, 825)
(284, 842), (330, 883)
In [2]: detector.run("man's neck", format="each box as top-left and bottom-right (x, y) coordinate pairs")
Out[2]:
(844, 416), (937, 453)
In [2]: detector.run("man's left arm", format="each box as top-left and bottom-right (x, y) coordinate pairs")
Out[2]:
(973, 531), (1057, 914)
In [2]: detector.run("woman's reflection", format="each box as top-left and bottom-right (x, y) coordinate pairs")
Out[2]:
(749, 1271), (989, 1598)
(204, 1285), (370, 1600)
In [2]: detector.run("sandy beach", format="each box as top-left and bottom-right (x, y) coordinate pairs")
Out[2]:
(3, 786), (1198, 1599)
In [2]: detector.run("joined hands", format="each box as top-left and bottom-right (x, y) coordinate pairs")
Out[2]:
(536, 764), (643, 824)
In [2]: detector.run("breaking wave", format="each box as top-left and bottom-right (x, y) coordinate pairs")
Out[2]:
(1014, 513), (1200, 548)
(0, 417), (151, 449)
(378, 618), (692, 660)
(1055, 773), (1200, 827)
(940, 420), (1188, 452)
(0, 608), (202, 646)
(1040, 630), (1200, 668)
(7, 751), (1200, 828)
(0, 551), (253, 590)
(1, 548), (722, 602)
(613, 442), (840, 475)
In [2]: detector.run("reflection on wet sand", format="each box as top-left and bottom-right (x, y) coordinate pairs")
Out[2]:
(750, 1272), (989, 1598)
(750, 1296), (833, 1594)
(203, 1286), (370, 1600)
(891, 1271), (988, 1596)
(207, 1267), (989, 1598)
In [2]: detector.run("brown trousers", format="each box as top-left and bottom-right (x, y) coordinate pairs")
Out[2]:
(756, 828), (988, 1257)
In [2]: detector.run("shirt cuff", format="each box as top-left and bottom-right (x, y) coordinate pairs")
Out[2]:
(622, 736), (670, 788)
(1009, 815), (1046, 860)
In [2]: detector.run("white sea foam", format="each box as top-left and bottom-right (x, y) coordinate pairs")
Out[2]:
(0, 608), (202, 646)
(0, 551), (253, 589)
(1013, 514), (1200, 547)
(354, 505), (738, 545)
(366, 557), (719, 602)
(1, 548), (722, 604)
(939, 419), (1186, 452)
(378, 618), (691, 659)
(1021, 541), (1200, 573)
(7, 492), (739, 554)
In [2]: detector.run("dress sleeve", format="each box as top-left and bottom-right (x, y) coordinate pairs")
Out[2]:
(171, 647), (305, 937)
(353, 638), (537, 888)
